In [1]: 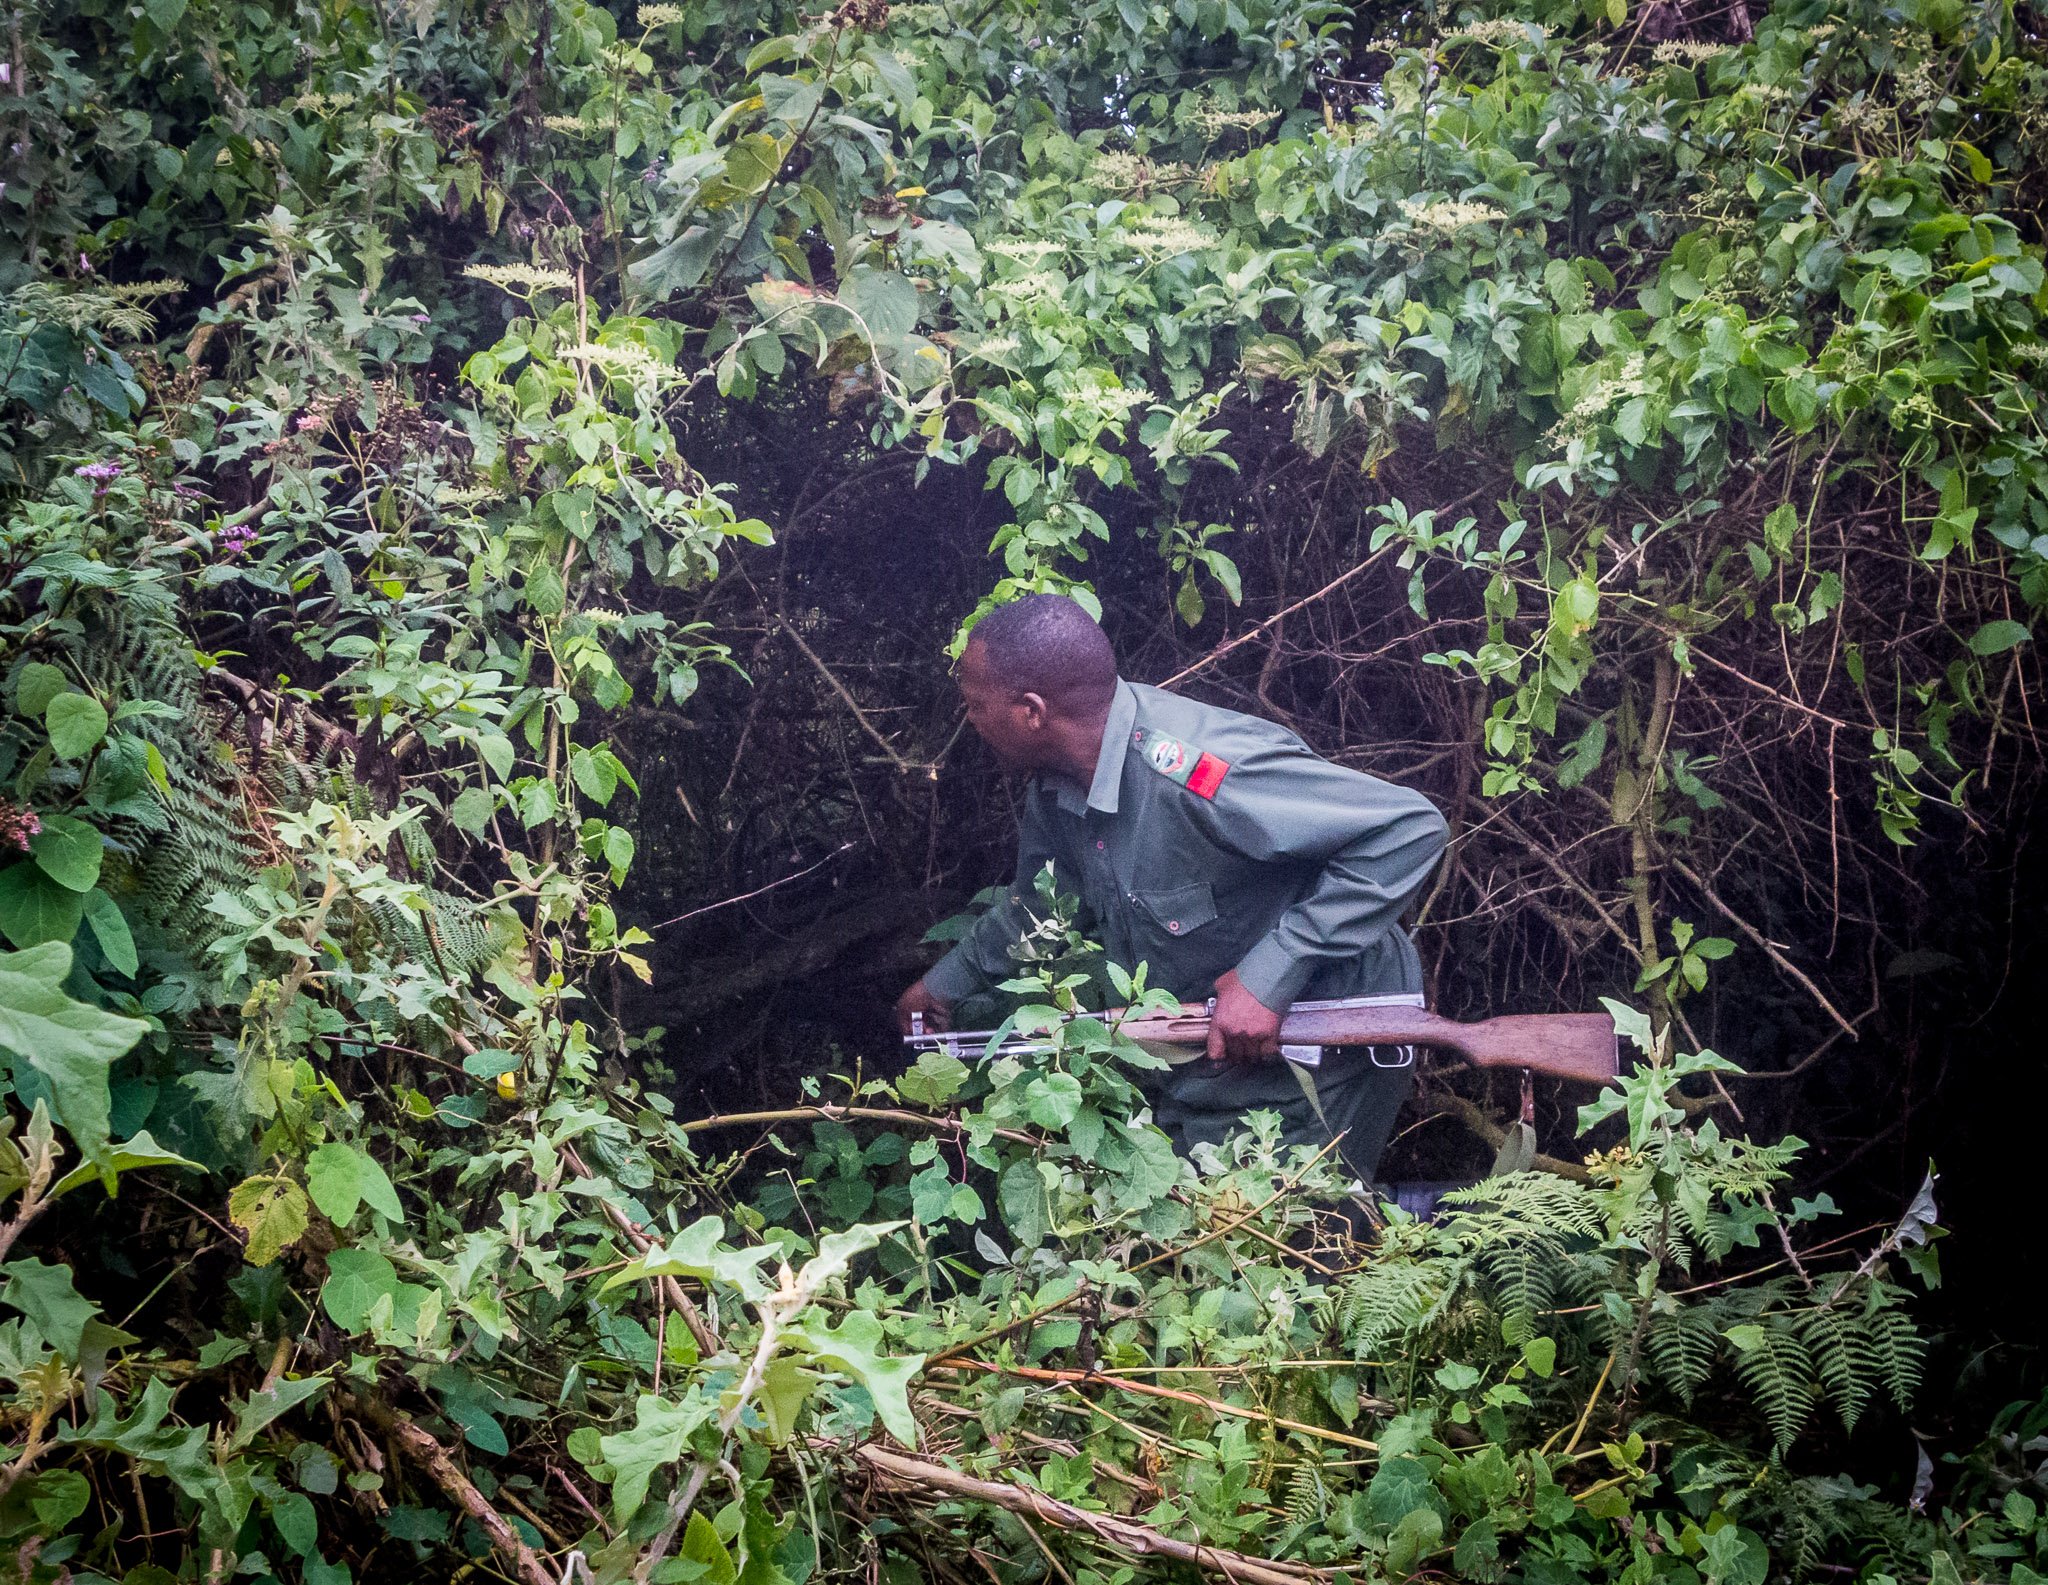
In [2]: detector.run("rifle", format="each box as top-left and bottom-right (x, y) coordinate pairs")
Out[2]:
(907, 991), (1618, 1086)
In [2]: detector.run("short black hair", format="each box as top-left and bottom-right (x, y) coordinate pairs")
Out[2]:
(967, 593), (1118, 713)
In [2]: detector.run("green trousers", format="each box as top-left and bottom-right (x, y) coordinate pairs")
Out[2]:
(1146, 1047), (1413, 1184)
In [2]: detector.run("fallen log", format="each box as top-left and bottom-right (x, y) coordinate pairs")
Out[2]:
(851, 1443), (1333, 1585)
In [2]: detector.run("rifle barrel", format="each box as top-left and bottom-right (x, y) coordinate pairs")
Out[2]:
(905, 996), (1619, 1085)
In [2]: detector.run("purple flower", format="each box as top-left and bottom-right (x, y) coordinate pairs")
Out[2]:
(296, 415), (323, 432)
(411, 313), (432, 325)
(75, 461), (123, 481)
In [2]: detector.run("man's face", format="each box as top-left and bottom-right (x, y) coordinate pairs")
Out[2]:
(957, 640), (1046, 774)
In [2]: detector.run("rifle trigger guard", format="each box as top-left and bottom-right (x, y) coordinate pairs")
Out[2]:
(1370, 1045), (1417, 1070)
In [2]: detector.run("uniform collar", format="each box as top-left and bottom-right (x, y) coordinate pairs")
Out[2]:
(1085, 679), (1137, 814)
(1044, 678), (1135, 817)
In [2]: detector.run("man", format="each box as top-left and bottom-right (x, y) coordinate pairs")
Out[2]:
(895, 593), (1449, 1185)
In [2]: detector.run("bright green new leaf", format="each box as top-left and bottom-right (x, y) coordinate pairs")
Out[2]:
(478, 732), (516, 780)
(571, 746), (617, 806)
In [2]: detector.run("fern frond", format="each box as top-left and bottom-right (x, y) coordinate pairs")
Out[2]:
(1802, 1301), (1880, 1434)
(1284, 1458), (1326, 1526)
(1728, 1320), (1817, 1452)
(1644, 1303), (1721, 1407)
(1331, 1258), (1449, 1354)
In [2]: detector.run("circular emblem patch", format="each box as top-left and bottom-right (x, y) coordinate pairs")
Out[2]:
(1148, 737), (1187, 775)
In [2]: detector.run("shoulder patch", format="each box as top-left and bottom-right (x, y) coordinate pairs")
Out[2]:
(1137, 732), (1230, 799)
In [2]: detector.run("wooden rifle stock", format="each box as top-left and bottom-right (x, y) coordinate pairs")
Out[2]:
(1113, 1003), (1619, 1085)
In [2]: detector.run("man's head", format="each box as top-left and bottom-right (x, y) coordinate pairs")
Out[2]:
(958, 594), (1118, 777)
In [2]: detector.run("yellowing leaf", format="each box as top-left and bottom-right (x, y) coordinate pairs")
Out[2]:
(228, 1173), (310, 1266)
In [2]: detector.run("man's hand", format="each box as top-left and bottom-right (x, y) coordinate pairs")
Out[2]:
(896, 978), (953, 1038)
(1207, 968), (1282, 1063)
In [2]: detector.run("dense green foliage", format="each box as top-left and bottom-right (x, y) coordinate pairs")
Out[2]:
(3, 0), (2047, 1580)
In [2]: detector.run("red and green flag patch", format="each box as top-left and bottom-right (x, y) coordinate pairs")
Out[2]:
(1134, 729), (1230, 800)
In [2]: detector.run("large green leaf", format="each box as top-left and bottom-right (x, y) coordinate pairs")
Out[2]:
(782, 1308), (924, 1447)
(599, 1393), (707, 1520)
(229, 1376), (330, 1451)
(28, 813), (103, 893)
(11, 662), (68, 718)
(306, 1141), (405, 1225)
(0, 864), (84, 950)
(52, 1130), (201, 1198)
(604, 1215), (783, 1301)
(320, 1247), (432, 1336)
(0, 1257), (99, 1360)
(44, 692), (109, 759)
(0, 942), (147, 1175)
(837, 268), (920, 340)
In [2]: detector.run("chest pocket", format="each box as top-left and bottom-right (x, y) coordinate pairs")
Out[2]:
(1132, 882), (1218, 940)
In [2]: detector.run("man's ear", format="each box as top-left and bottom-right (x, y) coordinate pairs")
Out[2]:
(1016, 691), (1051, 729)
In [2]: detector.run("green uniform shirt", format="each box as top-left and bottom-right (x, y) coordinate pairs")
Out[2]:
(925, 679), (1450, 1012)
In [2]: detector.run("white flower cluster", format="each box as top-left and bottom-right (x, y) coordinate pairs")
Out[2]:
(1804, 21), (1839, 38)
(1739, 82), (1803, 111)
(463, 264), (577, 294)
(1189, 104), (1279, 134)
(295, 91), (357, 115)
(636, 4), (685, 23)
(1653, 40), (1730, 64)
(1446, 17), (1540, 46)
(1399, 197), (1508, 233)
(968, 334), (1022, 359)
(990, 271), (1068, 301)
(581, 607), (629, 627)
(1546, 352), (1652, 447)
(543, 115), (612, 133)
(986, 238), (1065, 262)
(1088, 150), (1195, 191)
(569, 342), (670, 383)
(1832, 94), (1892, 135)
(436, 484), (505, 507)
(1118, 216), (1216, 258)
